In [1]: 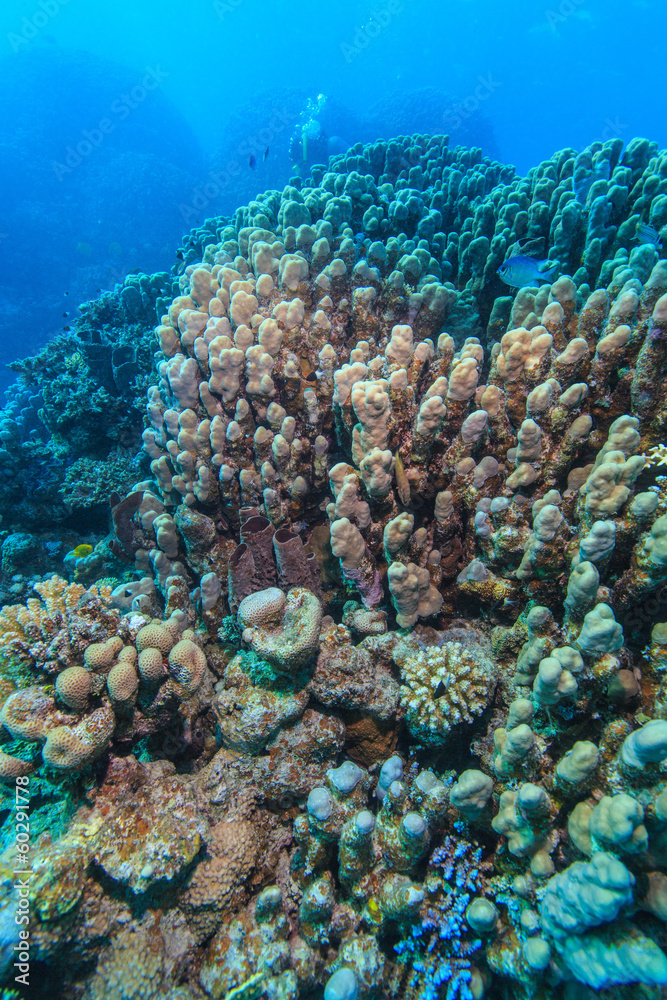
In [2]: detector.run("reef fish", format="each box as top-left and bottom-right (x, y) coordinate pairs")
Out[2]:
(248, 155), (257, 170)
(497, 255), (558, 287)
(637, 222), (663, 249)
(72, 544), (93, 558)
(263, 145), (269, 161)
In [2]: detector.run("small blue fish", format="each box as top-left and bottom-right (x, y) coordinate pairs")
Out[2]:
(637, 222), (663, 249)
(497, 255), (558, 287)
(248, 155), (257, 171)
(263, 146), (269, 161)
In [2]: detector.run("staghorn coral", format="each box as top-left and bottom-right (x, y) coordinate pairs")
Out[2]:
(291, 755), (498, 998)
(393, 836), (488, 1000)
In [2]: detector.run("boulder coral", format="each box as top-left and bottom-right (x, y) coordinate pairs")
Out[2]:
(0, 575), (211, 776)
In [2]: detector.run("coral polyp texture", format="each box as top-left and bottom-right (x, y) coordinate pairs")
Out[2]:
(1, 131), (667, 998)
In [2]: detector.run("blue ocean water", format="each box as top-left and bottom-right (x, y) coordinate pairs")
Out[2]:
(0, 0), (664, 391)
(3, 3), (667, 996)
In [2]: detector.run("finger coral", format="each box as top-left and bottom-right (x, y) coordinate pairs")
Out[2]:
(4, 128), (667, 998)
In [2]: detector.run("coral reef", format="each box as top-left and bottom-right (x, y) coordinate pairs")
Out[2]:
(2, 129), (667, 997)
(0, 575), (212, 780)
(0, 270), (179, 605)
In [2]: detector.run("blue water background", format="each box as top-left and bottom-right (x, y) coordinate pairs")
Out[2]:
(0, 0), (664, 390)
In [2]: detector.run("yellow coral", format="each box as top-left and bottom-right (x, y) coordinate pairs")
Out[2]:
(42, 704), (115, 770)
(0, 749), (34, 782)
(0, 577), (113, 661)
(646, 443), (667, 468)
(136, 620), (175, 655)
(35, 576), (112, 616)
(55, 666), (92, 711)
